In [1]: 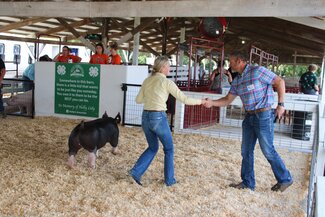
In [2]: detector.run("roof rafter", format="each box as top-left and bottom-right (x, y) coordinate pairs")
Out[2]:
(0, 17), (49, 32)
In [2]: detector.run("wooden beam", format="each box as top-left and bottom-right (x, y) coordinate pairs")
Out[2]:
(167, 45), (178, 56)
(278, 17), (325, 30)
(0, 35), (84, 46)
(65, 27), (102, 41)
(115, 18), (157, 45)
(161, 18), (168, 55)
(0, 17), (49, 32)
(0, 1), (324, 17)
(140, 39), (160, 56)
(230, 20), (325, 54)
(56, 18), (95, 52)
(233, 18), (325, 46)
(101, 18), (109, 47)
(131, 18), (157, 35)
(56, 18), (82, 38)
(37, 18), (91, 36)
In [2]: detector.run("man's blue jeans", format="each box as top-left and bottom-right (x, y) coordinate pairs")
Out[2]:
(130, 111), (176, 186)
(0, 88), (4, 112)
(241, 110), (292, 190)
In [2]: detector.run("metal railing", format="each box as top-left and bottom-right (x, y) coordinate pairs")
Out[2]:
(2, 78), (34, 118)
(307, 104), (320, 217)
(121, 83), (174, 130)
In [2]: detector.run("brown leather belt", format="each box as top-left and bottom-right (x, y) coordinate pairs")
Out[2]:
(144, 110), (165, 112)
(246, 107), (271, 114)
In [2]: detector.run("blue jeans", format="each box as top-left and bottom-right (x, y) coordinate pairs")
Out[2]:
(302, 89), (316, 95)
(241, 110), (292, 189)
(130, 111), (176, 186)
(0, 87), (4, 112)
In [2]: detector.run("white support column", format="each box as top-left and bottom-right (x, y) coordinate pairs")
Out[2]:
(320, 55), (325, 104)
(179, 27), (185, 66)
(25, 42), (35, 63)
(132, 17), (141, 65)
(122, 50), (128, 64)
(316, 177), (325, 217)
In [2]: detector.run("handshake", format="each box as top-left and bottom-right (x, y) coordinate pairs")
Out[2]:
(201, 98), (213, 108)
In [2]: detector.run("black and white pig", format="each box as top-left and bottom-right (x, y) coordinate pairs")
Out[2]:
(67, 112), (121, 169)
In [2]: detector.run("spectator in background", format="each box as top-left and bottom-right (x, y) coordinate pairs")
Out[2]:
(299, 64), (319, 95)
(198, 64), (206, 81)
(0, 58), (6, 118)
(227, 67), (239, 84)
(108, 42), (122, 65)
(22, 55), (52, 91)
(23, 55), (52, 81)
(54, 46), (81, 63)
(89, 43), (109, 64)
(210, 60), (231, 93)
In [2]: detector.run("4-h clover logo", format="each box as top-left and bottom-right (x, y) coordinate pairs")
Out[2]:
(89, 66), (99, 77)
(57, 65), (66, 75)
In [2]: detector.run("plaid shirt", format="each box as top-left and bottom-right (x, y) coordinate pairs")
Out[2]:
(229, 64), (277, 111)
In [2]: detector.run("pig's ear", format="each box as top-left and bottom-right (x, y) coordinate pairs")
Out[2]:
(80, 120), (85, 129)
(115, 112), (121, 124)
(102, 111), (108, 118)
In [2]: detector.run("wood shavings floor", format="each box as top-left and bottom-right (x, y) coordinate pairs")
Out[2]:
(0, 116), (309, 217)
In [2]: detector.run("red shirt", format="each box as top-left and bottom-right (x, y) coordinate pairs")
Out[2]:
(57, 54), (80, 63)
(109, 54), (122, 65)
(89, 54), (109, 64)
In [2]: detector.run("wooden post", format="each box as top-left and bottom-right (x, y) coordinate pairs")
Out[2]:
(161, 18), (168, 56)
(132, 17), (141, 65)
(179, 27), (185, 66)
(293, 50), (297, 77)
(101, 18), (109, 51)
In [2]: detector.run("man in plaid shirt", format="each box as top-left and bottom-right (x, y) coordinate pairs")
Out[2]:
(205, 51), (293, 192)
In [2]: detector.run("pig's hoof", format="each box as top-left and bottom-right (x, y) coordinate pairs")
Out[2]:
(88, 162), (96, 169)
(67, 162), (76, 169)
(67, 156), (76, 168)
(88, 152), (96, 169)
(111, 148), (119, 155)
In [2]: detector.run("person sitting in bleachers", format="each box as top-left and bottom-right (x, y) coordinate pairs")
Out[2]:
(54, 46), (81, 63)
(89, 43), (109, 64)
(108, 42), (122, 65)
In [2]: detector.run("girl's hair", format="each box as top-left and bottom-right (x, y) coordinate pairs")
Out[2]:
(62, 46), (70, 52)
(217, 60), (226, 68)
(39, 55), (52, 62)
(152, 56), (169, 74)
(95, 43), (104, 54)
(110, 42), (118, 50)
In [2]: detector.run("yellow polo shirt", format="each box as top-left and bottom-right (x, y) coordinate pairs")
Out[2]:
(136, 73), (202, 111)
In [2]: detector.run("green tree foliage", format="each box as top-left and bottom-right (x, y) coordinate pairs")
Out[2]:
(277, 64), (321, 77)
(138, 55), (147, 64)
